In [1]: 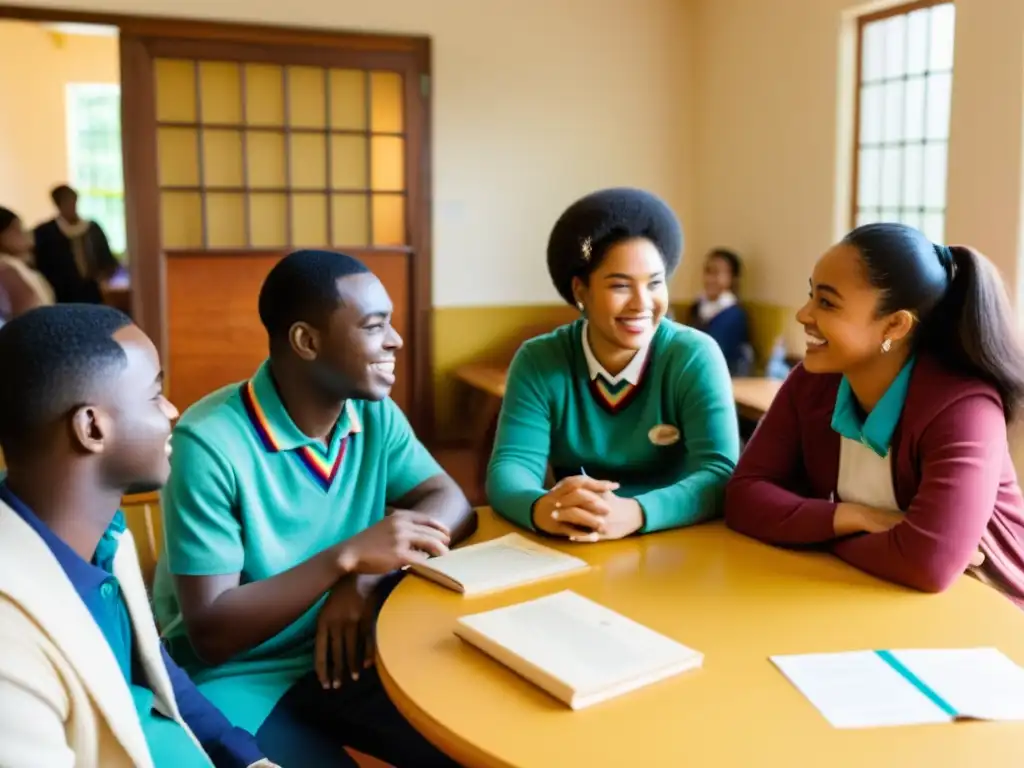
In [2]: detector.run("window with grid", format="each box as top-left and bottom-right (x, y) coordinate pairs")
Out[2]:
(65, 83), (127, 257)
(853, 1), (955, 243)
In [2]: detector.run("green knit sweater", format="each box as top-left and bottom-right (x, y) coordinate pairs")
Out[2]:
(486, 318), (739, 532)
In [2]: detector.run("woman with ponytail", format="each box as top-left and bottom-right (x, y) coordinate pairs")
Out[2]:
(725, 223), (1024, 606)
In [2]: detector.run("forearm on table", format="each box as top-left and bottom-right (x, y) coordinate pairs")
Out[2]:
(395, 475), (477, 544)
(178, 545), (349, 665)
(636, 460), (732, 532)
(832, 519), (983, 594)
(724, 480), (839, 544)
(486, 468), (546, 531)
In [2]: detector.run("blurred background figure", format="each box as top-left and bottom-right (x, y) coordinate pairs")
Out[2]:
(0, 206), (53, 326)
(33, 184), (118, 305)
(687, 248), (753, 375)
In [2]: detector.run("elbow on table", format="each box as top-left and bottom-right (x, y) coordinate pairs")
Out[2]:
(894, 560), (962, 595)
(722, 481), (764, 537)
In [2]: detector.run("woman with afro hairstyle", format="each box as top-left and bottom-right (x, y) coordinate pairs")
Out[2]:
(487, 188), (739, 541)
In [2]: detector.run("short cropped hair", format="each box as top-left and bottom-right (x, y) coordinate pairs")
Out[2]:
(0, 305), (132, 460)
(50, 184), (76, 206)
(257, 249), (370, 341)
(547, 187), (684, 306)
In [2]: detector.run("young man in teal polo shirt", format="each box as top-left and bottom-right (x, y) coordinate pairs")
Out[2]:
(153, 250), (476, 767)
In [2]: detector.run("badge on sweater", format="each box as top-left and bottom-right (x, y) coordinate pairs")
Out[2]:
(648, 424), (680, 446)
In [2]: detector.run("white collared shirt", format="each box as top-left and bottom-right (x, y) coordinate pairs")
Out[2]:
(581, 321), (652, 385)
(695, 291), (737, 324)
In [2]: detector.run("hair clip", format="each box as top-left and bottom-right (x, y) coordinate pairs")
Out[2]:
(580, 237), (592, 262)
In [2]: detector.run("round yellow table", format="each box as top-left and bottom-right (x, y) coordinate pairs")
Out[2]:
(377, 509), (1024, 767)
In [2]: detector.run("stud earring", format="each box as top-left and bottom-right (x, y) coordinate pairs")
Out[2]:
(881, 338), (892, 354)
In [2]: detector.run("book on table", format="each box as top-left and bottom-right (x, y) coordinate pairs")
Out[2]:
(771, 647), (1024, 728)
(407, 532), (589, 596)
(453, 590), (704, 710)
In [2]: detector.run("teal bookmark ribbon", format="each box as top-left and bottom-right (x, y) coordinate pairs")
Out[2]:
(875, 650), (959, 718)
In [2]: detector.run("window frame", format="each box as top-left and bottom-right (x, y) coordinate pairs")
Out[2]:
(65, 81), (127, 256)
(850, 0), (956, 239)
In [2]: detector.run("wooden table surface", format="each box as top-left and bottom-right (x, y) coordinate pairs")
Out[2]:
(731, 376), (783, 421)
(377, 509), (1024, 767)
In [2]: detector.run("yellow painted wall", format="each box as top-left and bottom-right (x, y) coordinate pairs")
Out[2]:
(0, 21), (120, 227)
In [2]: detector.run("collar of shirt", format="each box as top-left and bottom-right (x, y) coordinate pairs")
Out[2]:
(831, 357), (916, 458)
(696, 291), (737, 323)
(0, 481), (125, 593)
(246, 359), (363, 453)
(580, 321), (652, 386)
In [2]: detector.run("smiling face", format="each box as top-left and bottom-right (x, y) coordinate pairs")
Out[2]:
(572, 237), (669, 354)
(310, 272), (402, 401)
(796, 243), (914, 374)
(92, 325), (179, 494)
(702, 253), (734, 300)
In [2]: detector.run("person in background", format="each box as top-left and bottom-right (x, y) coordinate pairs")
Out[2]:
(686, 248), (753, 375)
(725, 223), (1024, 606)
(0, 206), (53, 324)
(487, 187), (739, 542)
(154, 249), (475, 766)
(0, 305), (275, 768)
(34, 184), (119, 305)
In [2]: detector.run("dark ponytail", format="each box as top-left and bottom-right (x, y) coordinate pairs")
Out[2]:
(917, 245), (1024, 421)
(845, 223), (1024, 422)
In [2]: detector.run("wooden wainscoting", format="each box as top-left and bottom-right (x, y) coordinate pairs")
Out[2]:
(166, 250), (410, 413)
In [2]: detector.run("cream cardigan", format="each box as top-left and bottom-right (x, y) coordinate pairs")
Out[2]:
(0, 500), (208, 768)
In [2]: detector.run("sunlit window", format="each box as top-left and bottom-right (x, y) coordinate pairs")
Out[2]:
(853, 1), (955, 243)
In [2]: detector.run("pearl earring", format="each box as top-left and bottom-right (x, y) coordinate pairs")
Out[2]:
(576, 301), (585, 314)
(881, 338), (892, 353)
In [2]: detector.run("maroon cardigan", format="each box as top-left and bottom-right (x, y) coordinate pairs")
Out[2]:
(725, 356), (1024, 605)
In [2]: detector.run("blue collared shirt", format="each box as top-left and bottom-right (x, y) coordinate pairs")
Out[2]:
(0, 482), (263, 768)
(831, 357), (916, 457)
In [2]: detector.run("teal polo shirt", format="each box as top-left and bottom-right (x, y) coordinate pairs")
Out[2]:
(152, 360), (442, 731)
(831, 357), (916, 457)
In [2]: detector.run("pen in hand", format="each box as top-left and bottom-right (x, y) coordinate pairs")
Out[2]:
(568, 466), (600, 543)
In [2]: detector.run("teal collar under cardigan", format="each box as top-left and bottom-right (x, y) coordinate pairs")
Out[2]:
(831, 357), (916, 457)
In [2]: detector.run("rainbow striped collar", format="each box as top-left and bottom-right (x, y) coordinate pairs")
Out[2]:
(580, 320), (653, 414)
(239, 361), (362, 491)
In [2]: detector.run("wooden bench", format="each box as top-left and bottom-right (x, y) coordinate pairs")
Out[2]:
(731, 377), (784, 422)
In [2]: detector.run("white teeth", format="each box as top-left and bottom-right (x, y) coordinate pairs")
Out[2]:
(372, 361), (396, 374)
(805, 334), (827, 347)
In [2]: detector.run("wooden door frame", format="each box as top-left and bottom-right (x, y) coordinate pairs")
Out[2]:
(0, 6), (436, 439)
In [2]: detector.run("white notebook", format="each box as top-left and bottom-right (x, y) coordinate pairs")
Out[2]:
(407, 533), (589, 596)
(454, 590), (703, 709)
(771, 647), (1024, 729)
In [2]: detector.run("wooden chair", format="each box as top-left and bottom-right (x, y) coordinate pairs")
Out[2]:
(120, 490), (163, 587)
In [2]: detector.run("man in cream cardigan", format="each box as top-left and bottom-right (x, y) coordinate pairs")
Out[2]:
(0, 305), (277, 768)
